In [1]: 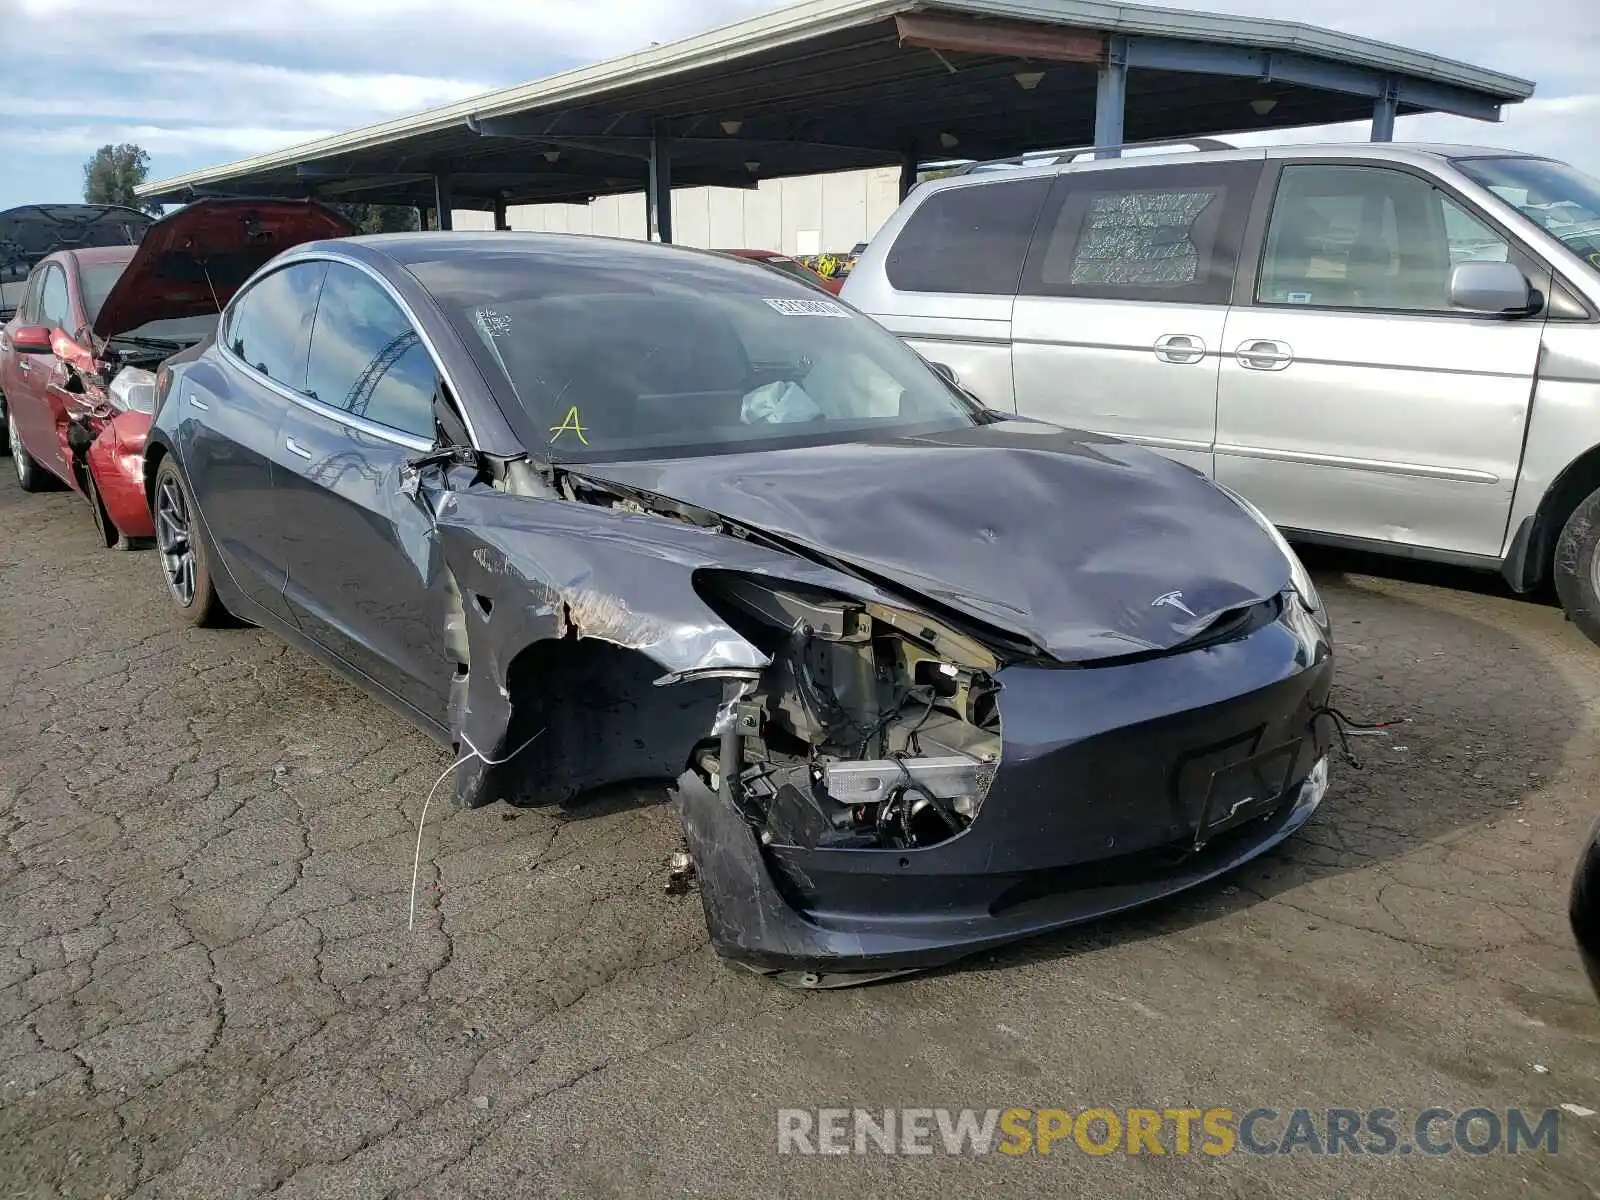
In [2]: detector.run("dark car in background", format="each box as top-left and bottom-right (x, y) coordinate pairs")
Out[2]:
(143, 232), (1334, 983)
(0, 199), (354, 546)
(0, 203), (152, 323)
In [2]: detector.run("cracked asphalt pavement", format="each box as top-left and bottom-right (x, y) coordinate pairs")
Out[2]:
(2, 468), (1598, 1199)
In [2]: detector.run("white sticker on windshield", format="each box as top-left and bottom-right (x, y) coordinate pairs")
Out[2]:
(762, 297), (849, 317)
(476, 307), (513, 337)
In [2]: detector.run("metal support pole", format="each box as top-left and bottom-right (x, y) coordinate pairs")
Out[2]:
(494, 198), (510, 231)
(432, 174), (454, 231)
(899, 151), (919, 201)
(648, 129), (673, 243)
(1371, 80), (1399, 142)
(1094, 36), (1128, 160)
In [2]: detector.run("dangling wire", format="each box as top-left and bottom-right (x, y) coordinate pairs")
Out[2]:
(1312, 705), (1408, 770)
(408, 727), (546, 931)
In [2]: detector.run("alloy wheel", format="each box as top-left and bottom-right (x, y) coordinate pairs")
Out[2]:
(155, 476), (197, 606)
(8, 412), (21, 484)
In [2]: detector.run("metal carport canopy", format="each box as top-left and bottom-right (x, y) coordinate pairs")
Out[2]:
(136, 0), (1534, 239)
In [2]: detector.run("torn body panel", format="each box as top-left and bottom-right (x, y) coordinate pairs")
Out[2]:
(429, 482), (921, 809)
(85, 409), (155, 540)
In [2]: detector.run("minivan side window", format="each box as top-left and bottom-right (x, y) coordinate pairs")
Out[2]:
(225, 262), (327, 390)
(1256, 164), (1514, 312)
(884, 177), (1051, 295)
(304, 263), (436, 441)
(1021, 161), (1261, 305)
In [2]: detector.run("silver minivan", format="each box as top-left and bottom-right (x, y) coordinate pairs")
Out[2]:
(843, 142), (1600, 645)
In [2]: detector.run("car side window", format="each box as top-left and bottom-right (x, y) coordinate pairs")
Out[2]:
(225, 262), (326, 389)
(1021, 161), (1259, 305)
(38, 266), (71, 330)
(1256, 165), (1514, 312)
(885, 177), (1051, 295)
(18, 269), (45, 322)
(304, 263), (436, 441)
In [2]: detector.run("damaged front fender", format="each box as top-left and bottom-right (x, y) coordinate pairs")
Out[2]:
(429, 484), (915, 809)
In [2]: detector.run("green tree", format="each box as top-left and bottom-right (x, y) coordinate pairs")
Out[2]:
(81, 144), (163, 215)
(328, 203), (421, 235)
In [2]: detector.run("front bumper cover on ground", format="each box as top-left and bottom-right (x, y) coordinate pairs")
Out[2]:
(676, 598), (1334, 979)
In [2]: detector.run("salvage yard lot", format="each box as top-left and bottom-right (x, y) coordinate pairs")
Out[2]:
(1, 471), (1598, 1199)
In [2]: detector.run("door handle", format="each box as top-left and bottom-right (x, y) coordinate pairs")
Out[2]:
(1236, 339), (1293, 371)
(1154, 333), (1207, 365)
(16, 359), (31, 374)
(187, 393), (209, 411)
(285, 436), (313, 461)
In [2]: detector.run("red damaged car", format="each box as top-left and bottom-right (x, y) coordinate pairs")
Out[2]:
(0, 198), (355, 546)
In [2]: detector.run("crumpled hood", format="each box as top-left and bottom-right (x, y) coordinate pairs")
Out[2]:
(92, 198), (356, 341)
(577, 419), (1293, 662)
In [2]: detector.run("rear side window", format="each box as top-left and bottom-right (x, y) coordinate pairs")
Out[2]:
(304, 263), (436, 441)
(225, 262), (327, 389)
(38, 265), (71, 330)
(885, 177), (1050, 295)
(1022, 161), (1261, 304)
(20, 269), (47, 322)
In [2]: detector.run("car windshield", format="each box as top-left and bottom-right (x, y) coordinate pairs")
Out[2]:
(76, 261), (216, 350)
(1456, 156), (1600, 267)
(416, 247), (982, 460)
(80, 262), (128, 321)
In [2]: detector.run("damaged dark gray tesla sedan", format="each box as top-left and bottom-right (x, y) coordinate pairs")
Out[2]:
(145, 233), (1334, 983)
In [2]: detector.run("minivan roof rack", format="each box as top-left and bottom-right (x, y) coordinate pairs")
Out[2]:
(954, 136), (1236, 174)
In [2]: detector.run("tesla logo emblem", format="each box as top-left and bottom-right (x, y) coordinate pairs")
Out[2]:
(1151, 590), (1197, 618)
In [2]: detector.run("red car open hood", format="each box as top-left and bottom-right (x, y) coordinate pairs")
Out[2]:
(92, 198), (356, 341)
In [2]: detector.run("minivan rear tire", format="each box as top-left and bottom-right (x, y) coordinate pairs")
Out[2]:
(1553, 486), (1600, 648)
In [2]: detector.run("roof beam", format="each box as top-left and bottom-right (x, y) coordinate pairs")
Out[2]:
(894, 13), (1102, 63)
(1123, 36), (1502, 122)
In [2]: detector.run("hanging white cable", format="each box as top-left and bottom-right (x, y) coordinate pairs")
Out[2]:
(408, 728), (546, 931)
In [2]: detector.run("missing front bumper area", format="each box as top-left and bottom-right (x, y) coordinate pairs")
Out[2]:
(677, 751), (1331, 986)
(674, 595), (1335, 984)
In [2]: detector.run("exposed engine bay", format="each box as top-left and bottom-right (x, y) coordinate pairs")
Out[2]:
(533, 468), (1007, 852)
(696, 576), (1003, 852)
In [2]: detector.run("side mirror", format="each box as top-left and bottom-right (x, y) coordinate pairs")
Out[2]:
(927, 360), (959, 386)
(9, 325), (53, 354)
(1449, 261), (1536, 315)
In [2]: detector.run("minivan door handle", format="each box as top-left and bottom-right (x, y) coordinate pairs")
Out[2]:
(1153, 333), (1206, 365)
(284, 437), (313, 461)
(1236, 339), (1294, 371)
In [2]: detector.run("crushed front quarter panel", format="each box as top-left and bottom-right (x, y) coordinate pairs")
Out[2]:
(428, 482), (921, 808)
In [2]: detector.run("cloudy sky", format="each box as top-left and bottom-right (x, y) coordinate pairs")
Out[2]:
(1, 0), (1595, 212)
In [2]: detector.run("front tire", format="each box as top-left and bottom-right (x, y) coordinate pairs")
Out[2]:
(1553, 486), (1600, 648)
(8, 409), (48, 492)
(152, 457), (227, 627)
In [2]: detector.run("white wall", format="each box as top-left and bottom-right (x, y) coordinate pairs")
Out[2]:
(465, 166), (902, 252)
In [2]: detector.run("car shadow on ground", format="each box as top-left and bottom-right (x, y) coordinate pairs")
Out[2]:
(1296, 541), (1558, 605)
